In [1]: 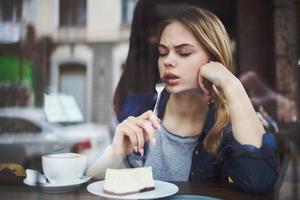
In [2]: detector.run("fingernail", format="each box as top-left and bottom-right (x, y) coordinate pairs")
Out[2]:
(152, 122), (160, 129)
(134, 146), (138, 153)
(139, 149), (144, 157)
(155, 122), (160, 129)
(157, 119), (161, 124)
(151, 138), (156, 145)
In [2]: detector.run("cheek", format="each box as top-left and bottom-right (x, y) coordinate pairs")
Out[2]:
(184, 59), (203, 83)
(186, 69), (199, 84)
(193, 56), (209, 73)
(190, 59), (203, 72)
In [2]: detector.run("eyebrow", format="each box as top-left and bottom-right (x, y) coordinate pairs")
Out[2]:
(159, 43), (195, 49)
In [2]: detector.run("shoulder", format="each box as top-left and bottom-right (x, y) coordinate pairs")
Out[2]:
(117, 93), (156, 122)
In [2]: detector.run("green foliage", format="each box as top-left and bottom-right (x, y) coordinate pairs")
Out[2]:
(0, 56), (32, 85)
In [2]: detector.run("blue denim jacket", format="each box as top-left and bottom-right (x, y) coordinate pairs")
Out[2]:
(117, 91), (278, 194)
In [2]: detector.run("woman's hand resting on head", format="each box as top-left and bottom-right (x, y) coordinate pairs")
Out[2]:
(197, 61), (265, 148)
(197, 61), (238, 96)
(112, 110), (161, 157)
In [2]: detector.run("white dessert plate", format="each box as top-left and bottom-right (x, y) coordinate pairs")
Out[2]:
(87, 180), (179, 199)
(23, 176), (91, 193)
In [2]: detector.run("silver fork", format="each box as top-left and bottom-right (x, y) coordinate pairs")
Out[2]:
(153, 83), (165, 116)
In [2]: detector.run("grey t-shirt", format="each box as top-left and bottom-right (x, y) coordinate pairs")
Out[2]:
(125, 124), (200, 181)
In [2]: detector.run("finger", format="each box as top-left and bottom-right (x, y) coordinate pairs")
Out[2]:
(203, 79), (213, 91)
(140, 149), (144, 157)
(141, 120), (156, 145)
(130, 117), (156, 145)
(139, 110), (161, 128)
(197, 71), (208, 94)
(199, 80), (210, 96)
(139, 110), (153, 119)
(148, 112), (161, 128)
(123, 119), (145, 153)
(143, 131), (149, 142)
(118, 123), (138, 153)
(145, 131), (156, 146)
(128, 115), (160, 144)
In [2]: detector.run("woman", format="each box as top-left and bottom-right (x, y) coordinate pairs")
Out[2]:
(87, 6), (278, 194)
(113, 0), (207, 116)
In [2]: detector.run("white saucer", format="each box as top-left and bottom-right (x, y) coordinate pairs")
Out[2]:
(87, 180), (179, 199)
(23, 176), (91, 193)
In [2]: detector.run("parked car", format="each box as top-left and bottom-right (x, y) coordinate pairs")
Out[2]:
(0, 107), (111, 167)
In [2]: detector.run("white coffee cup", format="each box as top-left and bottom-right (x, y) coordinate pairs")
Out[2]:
(42, 153), (87, 184)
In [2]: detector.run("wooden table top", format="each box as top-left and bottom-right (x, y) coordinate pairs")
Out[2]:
(0, 180), (274, 200)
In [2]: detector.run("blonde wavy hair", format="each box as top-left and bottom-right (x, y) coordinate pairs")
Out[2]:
(159, 6), (232, 154)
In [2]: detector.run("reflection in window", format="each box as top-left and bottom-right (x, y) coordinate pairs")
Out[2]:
(0, 117), (42, 134)
(0, 0), (22, 22)
(59, 0), (87, 27)
(121, 0), (137, 25)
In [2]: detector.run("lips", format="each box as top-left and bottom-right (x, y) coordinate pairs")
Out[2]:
(163, 72), (180, 86)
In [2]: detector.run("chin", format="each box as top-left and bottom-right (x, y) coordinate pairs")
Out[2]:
(165, 85), (199, 94)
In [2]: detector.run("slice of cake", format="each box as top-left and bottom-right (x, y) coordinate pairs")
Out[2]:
(103, 166), (155, 195)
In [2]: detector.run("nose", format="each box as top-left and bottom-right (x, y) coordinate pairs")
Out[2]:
(163, 54), (177, 68)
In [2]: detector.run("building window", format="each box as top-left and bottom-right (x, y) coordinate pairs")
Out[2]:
(121, 0), (137, 25)
(0, 0), (22, 22)
(59, 0), (86, 27)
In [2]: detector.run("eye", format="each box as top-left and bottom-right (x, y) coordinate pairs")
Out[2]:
(158, 51), (168, 57)
(158, 46), (168, 57)
(179, 52), (192, 57)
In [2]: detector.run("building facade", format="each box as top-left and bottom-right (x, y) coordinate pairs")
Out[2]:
(0, 0), (137, 125)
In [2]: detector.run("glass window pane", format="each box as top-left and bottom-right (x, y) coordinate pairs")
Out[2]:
(59, 0), (86, 27)
(0, 0), (22, 22)
(0, 117), (42, 133)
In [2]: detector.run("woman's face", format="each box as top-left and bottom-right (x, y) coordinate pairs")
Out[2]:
(158, 21), (210, 94)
